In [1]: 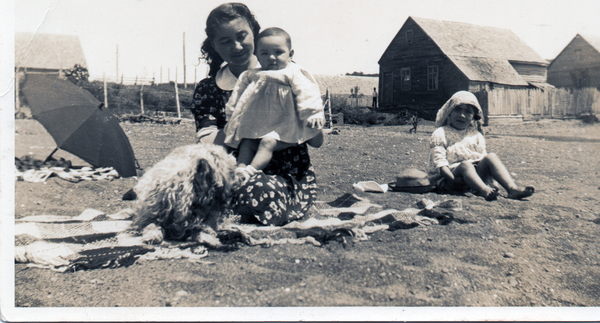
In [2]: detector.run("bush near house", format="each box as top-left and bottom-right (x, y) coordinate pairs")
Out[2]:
(328, 93), (409, 126)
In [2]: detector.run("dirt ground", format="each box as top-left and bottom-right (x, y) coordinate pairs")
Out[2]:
(11, 117), (600, 311)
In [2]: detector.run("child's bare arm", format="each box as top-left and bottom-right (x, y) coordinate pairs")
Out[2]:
(440, 166), (454, 181)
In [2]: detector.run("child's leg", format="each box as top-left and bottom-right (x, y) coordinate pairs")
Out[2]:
(250, 137), (294, 170)
(476, 153), (534, 199)
(237, 139), (260, 167)
(453, 161), (498, 200)
(307, 131), (324, 148)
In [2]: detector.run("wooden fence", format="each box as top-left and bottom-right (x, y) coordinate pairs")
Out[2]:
(345, 96), (373, 108)
(479, 87), (600, 121)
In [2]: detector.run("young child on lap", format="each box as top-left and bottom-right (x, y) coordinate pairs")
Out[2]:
(224, 27), (324, 180)
(428, 91), (535, 201)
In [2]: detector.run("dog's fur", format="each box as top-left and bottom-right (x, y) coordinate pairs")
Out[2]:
(131, 143), (241, 246)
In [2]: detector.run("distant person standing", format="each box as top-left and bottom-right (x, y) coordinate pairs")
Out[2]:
(372, 87), (378, 108)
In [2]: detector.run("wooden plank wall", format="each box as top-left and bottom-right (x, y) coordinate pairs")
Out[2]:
(480, 87), (600, 119)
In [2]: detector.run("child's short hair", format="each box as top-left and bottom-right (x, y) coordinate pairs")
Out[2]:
(256, 27), (292, 49)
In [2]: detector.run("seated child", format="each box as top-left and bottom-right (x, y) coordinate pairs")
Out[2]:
(223, 27), (324, 179)
(427, 91), (535, 201)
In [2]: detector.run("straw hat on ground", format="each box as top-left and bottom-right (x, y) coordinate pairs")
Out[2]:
(388, 168), (436, 193)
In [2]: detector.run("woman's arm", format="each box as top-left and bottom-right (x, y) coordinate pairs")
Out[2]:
(190, 78), (228, 139)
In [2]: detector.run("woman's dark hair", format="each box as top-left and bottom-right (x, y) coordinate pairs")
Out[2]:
(200, 3), (260, 77)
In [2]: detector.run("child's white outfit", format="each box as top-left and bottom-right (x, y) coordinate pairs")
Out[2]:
(224, 62), (324, 149)
(427, 124), (487, 183)
(427, 91), (486, 185)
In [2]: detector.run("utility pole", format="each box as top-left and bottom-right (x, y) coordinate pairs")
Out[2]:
(116, 45), (119, 83)
(103, 72), (108, 109)
(183, 32), (187, 89)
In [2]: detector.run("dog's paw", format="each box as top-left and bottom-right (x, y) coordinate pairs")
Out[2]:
(141, 223), (164, 244)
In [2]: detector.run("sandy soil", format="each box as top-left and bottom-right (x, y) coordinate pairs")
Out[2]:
(11, 117), (600, 310)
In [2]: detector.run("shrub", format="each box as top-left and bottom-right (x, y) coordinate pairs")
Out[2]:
(80, 82), (194, 116)
(580, 113), (599, 124)
(64, 64), (89, 86)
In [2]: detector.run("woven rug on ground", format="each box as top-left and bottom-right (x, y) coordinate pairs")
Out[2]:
(15, 156), (121, 183)
(15, 165), (120, 183)
(15, 193), (467, 271)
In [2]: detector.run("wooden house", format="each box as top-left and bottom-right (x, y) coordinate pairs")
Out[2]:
(547, 33), (600, 89)
(15, 32), (87, 76)
(378, 17), (549, 120)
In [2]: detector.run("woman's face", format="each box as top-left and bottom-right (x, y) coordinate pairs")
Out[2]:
(448, 104), (475, 130)
(211, 17), (255, 68)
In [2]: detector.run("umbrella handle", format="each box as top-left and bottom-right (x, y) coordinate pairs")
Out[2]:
(44, 147), (59, 163)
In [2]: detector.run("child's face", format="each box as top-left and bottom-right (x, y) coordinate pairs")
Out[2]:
(448, 104), (475, 130)
(256, 35), (293, 70)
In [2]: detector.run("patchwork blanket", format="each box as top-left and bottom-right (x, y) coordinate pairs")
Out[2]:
(15, 166), (120, 183)
(15, 156), (120, 183)
(15, 194), (464, 271)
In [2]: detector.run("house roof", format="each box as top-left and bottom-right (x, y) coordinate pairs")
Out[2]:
(15, 32), (87, 70)
(579, 33), (600, 53)
(380, 17), (547, 86)
(448, 56), (529, 85)
(412, 17), (547, 65)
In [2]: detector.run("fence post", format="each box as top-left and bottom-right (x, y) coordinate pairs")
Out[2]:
(103, 72), (108, 109)
(15, 70), (20, 111)
(173, 81), (181, 119)
(140, 84), (144, 115)
(327, 89), (332, 124)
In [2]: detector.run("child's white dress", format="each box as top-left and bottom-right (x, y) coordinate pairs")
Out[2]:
(223, 63), (324, 148)
(427, 124), (487, 183)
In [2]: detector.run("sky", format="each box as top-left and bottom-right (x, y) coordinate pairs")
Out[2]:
(10, 0), (600, 83)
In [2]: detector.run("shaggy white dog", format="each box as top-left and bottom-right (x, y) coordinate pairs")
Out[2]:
(131, 143), (241, 247)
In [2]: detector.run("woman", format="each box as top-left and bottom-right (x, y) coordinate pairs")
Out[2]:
(190, 3), (323, 226)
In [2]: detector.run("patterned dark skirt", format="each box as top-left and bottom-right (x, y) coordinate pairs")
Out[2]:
(232, 143), (318, 226)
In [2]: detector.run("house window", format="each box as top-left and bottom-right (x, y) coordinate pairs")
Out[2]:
(574, 49), (582, 61)
(401, 68), (411, 91)
(406, 30), (413, 44)
(427, 65), (439, 90)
